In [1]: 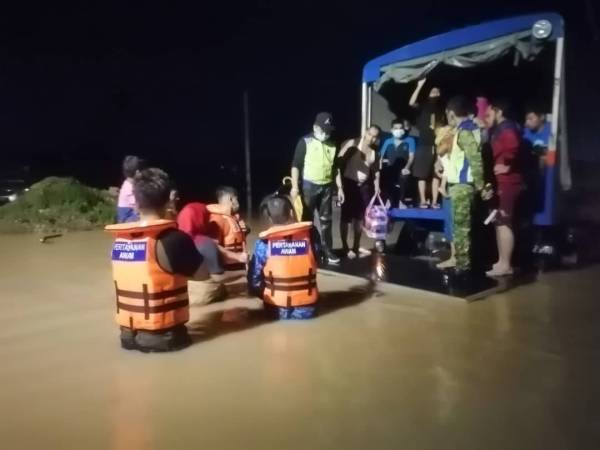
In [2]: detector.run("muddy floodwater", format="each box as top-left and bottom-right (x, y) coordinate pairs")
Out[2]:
(1, 231), (599, 449)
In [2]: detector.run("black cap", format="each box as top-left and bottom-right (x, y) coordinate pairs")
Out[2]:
(314, 112), (335, 133)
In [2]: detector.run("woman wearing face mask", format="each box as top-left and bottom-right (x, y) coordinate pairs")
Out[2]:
(379, 118), (416, 208)
(409, 77), (446, 208)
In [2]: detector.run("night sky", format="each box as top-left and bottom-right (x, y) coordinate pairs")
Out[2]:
(1, 0), (599, 205)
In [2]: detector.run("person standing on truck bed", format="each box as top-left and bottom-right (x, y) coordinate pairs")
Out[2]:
(290, 112), (343, 266)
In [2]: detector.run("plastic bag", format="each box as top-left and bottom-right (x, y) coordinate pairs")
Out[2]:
(364, 194), (389, 240)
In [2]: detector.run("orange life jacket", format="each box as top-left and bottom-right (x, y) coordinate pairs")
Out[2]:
(207, 204), (247, 270)
(260, 221), (318, 308)
(105, 220), (189, 331)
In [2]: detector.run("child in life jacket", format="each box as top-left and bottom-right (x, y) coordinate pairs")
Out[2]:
(248, 195), (323, 320)
(207, 186), (249, 271)
(116, 155), (146, 223)
(106, 168), (209, 353)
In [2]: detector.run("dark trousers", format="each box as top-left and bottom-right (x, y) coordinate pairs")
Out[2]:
(302, 181), (333, 252)
(381, 161), (409, 206)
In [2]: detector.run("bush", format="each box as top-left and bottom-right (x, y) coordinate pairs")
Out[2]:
(0, 177), (116, 233)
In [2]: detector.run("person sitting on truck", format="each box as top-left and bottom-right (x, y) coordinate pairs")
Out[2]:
(523, 105), (551, 154)
(380, 118), (416, 208)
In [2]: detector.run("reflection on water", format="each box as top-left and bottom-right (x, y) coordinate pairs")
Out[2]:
(1, 232), (600, 449)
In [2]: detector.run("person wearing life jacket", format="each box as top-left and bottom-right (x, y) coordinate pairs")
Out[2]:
(248, 195), (323, 320)
(105, 168), (209, 352)
(177, 202), (246, 305)
(290, 111), (343, 266)
(436, 96), (492, 273)
(207, 186), (249, 271)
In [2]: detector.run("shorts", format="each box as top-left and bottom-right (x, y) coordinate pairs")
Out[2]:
(496, 182), (523, 226)
(341, 177), (371, 222)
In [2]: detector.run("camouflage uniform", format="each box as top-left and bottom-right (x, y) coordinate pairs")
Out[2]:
(449, 123), (484, 271)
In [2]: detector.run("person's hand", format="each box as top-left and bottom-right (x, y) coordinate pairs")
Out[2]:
(290, 186), (299, 200)
(481, 186), (494, 201)
(401, 167), (411, 176)
(337, 188), (345, 205)
(494, 163), (510, 175)
(374, 184), (381, 196)
(238, 252), (249, 264)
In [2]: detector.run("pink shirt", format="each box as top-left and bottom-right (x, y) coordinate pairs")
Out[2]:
(117, 179), (136, 208)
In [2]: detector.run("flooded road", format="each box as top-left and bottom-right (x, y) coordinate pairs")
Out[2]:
(1, 231), (599, 449)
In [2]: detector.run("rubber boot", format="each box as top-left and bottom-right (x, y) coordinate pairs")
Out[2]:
(437, 243), (456, 269)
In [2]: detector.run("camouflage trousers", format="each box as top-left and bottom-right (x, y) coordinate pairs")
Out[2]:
(449, 184), (475, 270)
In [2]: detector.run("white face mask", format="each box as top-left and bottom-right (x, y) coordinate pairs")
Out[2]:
(392, 129), (405, 139)
(313, 126), (329, 142)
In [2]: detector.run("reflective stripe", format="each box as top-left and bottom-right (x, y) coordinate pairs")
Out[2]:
(270, 274), (316, 283)
(117, 299), (190, 314)
(264, 282), (317, 292)
(116, 285), (188, 300)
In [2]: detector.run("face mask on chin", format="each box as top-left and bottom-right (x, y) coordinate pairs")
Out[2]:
(391, 129), (405, 139)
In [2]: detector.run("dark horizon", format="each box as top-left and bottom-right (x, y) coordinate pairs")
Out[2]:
(1, 1), (599, 204)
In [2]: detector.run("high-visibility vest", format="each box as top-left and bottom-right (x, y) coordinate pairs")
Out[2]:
(446, 121), (481, 185)
(259, 221), (318, 308)
(105, 220), (189, 331)
(302, 136), (336, 185)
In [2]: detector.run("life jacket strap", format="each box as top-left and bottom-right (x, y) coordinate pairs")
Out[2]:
(116, 299), (190, 315)
(115, 285), (188, 300)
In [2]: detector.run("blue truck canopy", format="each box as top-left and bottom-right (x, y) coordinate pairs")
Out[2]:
(363, 12), (564, 87)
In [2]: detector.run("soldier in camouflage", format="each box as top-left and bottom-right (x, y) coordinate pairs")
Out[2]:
(437, 96), (491, 272)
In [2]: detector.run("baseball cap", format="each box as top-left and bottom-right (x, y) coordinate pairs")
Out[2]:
(314, 112), (335, 133)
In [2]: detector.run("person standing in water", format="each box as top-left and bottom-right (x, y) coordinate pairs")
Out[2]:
(409, 78), (445, 209)
(337, 125), (381, 259)
(290, 112), (343, 265)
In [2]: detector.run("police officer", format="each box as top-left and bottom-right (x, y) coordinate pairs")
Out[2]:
(290, 112), (342, 265)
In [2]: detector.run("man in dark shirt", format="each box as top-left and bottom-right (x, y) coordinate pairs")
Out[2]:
(119, 168), (208, 352)
(486, 100), (524, 277)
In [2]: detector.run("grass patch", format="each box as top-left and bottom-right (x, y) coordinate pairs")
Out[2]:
(0, 177), (116, 233)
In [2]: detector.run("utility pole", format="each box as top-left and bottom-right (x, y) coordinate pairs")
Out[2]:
(243, 90), (253, 216)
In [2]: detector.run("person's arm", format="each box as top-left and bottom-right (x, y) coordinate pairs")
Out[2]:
(247, 240), (268, 298)
(457, 130), (485, 191)
(402, 139), (416, 173)
(493, 128), (520, 171)
(334, 145), (346, 204)
(156, 230), (209, 281)
(404, 153), (415, 173)
(310, 225), (324, 266)
(409, 78), (427, 108)
(371, 152), (381, 194)
(291, 139), (307, 196)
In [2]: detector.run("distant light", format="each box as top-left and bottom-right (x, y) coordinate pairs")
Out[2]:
(532, 20), (553, 40)
(8, 194), (17, 202)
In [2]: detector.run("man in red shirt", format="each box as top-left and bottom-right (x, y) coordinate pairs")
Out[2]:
(486, 99), (524, 276)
